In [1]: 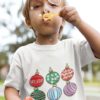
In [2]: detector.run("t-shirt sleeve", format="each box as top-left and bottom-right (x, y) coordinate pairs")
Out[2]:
(79, 40), (96, 67)
(4, 48), (23, 91)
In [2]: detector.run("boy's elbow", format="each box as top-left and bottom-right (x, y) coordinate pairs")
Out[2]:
(91, 47), (100, 59)
(4, 86), (20, 100)
(4, 87), (11, 100)
(4, 87), (13, 98)
(93, 51), (100, 59)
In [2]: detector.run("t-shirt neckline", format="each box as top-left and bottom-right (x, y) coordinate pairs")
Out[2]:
(32, 40), (61, 51)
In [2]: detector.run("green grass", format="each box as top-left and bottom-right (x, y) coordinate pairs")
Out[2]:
(0, 80), (4, 85)
(0, 80), (5, 100)
(0, 96), (5, 100)
(84, 80), (100, 87)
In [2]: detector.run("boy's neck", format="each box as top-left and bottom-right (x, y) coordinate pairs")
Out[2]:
(35, 34), (59, 45)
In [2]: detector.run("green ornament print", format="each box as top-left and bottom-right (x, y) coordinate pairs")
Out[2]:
(46, 67), (60, 85)
(30, 89), (46, 100)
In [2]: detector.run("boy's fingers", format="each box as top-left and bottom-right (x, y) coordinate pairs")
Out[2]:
(59, 6), (75, 17)
(67, 9), (77, 18)
(59, 6), (67, 17)
(68, 14), (76, 22)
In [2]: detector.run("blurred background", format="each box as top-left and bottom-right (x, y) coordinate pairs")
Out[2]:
(0, 0), (100, 100)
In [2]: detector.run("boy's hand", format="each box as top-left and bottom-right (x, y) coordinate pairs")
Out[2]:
(59, 6), (82, 26)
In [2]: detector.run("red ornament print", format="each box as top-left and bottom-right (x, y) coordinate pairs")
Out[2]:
(29, 70), (44, 88)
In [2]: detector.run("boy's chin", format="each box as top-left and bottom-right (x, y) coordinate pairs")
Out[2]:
(38, 28), (58, 35)
(40, 32), (57, 36)
(36, 30), (59, 37)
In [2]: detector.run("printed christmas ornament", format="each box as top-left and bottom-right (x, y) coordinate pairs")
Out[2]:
(46, 67), (62, 100)
(61, 65), (74, 81)
(63, 82), (77, 96)
(46, 67), (60, 85)
(29, 69), (44, 88)
(47, 86), (62, 100)
(31, 89), (46, 100)
(61, 64), (77, 97)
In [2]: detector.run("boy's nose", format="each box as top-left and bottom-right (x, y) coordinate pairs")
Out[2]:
(43, 9), (50, 14)
(42, 3), (50, 14)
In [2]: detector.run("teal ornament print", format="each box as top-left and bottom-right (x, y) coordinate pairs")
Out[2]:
(47, 86), (62, 100)
(46, 67), (60, 85)
(30, 89), (46, 100)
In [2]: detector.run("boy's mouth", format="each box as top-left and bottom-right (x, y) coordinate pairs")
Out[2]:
(42, 12), (59, 22)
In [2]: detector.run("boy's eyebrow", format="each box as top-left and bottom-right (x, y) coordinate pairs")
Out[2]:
(30, 0), (44, 3)
(29, 0), (44, 7)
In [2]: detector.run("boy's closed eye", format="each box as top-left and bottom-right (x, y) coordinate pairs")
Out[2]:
(30, 0), (59, 10)
(49, 3), (58, 7)
(30, 3), (43, 10)
(30, 4), (58, 10)
(32, 4), (42, 9)
(30, 0), (43, 9)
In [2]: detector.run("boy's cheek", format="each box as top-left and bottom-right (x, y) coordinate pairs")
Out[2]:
(29, 12), (41, 22)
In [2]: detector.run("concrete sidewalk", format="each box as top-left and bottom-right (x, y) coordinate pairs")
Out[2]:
(86, 95), (100, 100)
(85, 86), (100, 100)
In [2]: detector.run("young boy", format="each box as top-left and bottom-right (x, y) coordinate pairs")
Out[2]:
(4, 0), (100, 100)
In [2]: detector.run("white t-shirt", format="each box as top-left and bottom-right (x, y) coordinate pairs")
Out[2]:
(4, 38), (95, 100)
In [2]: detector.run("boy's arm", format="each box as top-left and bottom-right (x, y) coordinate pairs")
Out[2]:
(75, 20), (100, 58)
(4, 87), (21, 100)
(60, 6), (100, 58)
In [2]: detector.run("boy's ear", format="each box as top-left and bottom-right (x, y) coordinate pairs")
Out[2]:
(25, 19), (31, 27)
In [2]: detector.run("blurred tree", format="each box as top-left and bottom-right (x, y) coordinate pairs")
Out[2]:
(0, 0), (35, 52)
(82, 65), (89, 72)
(0, 52), (8, 80)
(8, 36), (36, 53)
(92, 60), (100, 80)
(0, 52), (8, 69)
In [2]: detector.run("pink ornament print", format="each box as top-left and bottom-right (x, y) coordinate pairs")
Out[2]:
(61, 67), (74, 81)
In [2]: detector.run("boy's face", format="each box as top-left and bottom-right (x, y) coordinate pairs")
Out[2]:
(28, 0), (63, 36)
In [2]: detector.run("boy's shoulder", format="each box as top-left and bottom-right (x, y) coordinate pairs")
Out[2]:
(61, 38), (88, 49)
(61, 38), (80, 45)
(15, 42), (34, 54)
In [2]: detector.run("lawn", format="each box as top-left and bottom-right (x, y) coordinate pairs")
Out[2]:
(0, 80), (4, 85)
(0, 96), (5, 100)
(0, 80), (5, 100)
(84, 80), (100, 87)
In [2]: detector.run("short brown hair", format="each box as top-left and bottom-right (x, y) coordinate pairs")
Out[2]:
(23, 0), (30, 24)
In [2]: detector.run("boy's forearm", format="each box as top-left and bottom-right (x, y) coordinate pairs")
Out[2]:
(76, 20), (100, 58)
(59, 6), (100, 57)
(4, 87), (21, 100)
